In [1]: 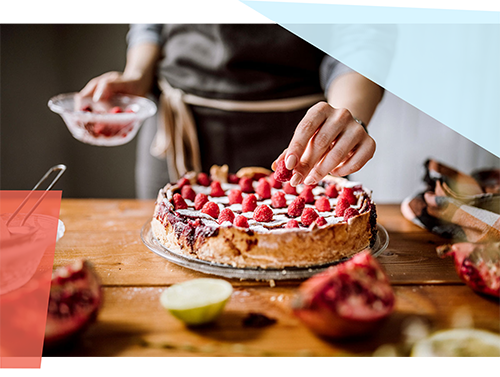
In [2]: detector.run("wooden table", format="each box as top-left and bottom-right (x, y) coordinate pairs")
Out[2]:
(47, 200), (500, 356)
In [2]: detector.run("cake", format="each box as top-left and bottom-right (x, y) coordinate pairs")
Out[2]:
(151, 165), (377, 269)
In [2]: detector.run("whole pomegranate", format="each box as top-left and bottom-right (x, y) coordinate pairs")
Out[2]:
(293, 251), (395, 339)
(437, 242), (500, 298)
(45, 259), (102, 348)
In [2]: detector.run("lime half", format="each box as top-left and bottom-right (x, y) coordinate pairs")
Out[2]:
(411, 328), (500, 357)
(160, 278), (233, 325)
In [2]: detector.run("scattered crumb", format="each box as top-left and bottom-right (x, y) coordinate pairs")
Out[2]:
(269, 279), (276, 288)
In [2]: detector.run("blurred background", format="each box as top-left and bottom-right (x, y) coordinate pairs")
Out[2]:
(1, 24), (499, 202)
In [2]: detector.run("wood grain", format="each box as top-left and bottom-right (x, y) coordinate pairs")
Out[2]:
(45, 199), (499, 357)
(43, 285), (500, 357)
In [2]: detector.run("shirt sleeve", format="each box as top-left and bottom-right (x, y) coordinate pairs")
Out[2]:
(126, 24), (164, 49)
(319, 55), (355, 97)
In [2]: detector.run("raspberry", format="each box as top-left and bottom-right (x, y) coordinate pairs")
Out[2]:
(228, 189), (243, 205)
(268, 173), (282, 189)
(173, 193), (188, 210)
(201, 201), (220, 219)
(299, 185), (315, 204)
(109, 106), (123, 113)
(301, 207), (319, 226)
(253, 204), (273, 222)
(285, 219), (300, 228)
(181, 185), (196, 201)
(218, 208), (235, 224)
(256, 178), (271, 199)
(194, 193), (209, 210)
(325, 184), (339, 198)
(228, 173), (240, 184)
(271, 191), (287, 208)
(234, 215), (249, 228)
(315, 196), (331, 212)
(340, 187), (357, 205)
(239, 177), (254, 193)
(210, 180), (225, 197)
(177, 177), (190, 189)
(315, 216), (327, 226)
(274, 159), (293, 182)
(283, 182), (298, 195)
(242, 194), (257, 213)
(287, 197), (305, 218)
(343, 207), (360, 221)
(197, 172), (211, 186)
(335, 197), (351, 217)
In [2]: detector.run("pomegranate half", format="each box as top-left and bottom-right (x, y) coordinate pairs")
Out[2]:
(44, 259), (102, 348)
(437, 242), (500, 298)
(293, 251), (395, 339)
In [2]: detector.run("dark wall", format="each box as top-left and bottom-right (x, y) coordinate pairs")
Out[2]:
(1, 24), (136, 198)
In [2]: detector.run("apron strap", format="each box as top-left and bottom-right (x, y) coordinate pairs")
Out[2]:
(151, 78), (326, 180)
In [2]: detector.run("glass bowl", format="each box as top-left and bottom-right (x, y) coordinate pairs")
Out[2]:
(48, 92), (157, 146)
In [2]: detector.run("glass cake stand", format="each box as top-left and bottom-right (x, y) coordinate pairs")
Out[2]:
(140, 219), (389, 281)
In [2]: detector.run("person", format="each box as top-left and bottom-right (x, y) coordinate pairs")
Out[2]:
(79, 24), (386, 199)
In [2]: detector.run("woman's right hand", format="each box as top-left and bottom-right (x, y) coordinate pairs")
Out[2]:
(78, 43), (161, 105)
(78, 71), (150, 102)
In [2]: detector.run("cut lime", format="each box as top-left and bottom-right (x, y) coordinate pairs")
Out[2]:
(411, 328), (500, 357)
(160, 278), (233, 325)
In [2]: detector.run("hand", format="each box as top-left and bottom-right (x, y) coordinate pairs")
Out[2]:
(77, 71), (150, 103)
(273, 102), (376, 186)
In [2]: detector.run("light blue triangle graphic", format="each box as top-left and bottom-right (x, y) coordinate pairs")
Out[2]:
(241, 2), (500, 158)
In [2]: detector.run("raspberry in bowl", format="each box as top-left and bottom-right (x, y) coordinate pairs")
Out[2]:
(48, 93), (157, 146)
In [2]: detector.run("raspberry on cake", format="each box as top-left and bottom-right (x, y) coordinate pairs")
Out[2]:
(288, 197), (306, 218)
(239, 177), (254, 193)
(201, 201), (220, 219)
(197, 172), (211, 186)
(325, 184), (339, 198)
(181, 185), (196, 201)
(268, 173), (282, 189)
(283, 182), (298, 195)
(340, 187), (357, 205)
(151, 165), (377, 269)
(286, 219), (300, 228)
(194, 193), (209, 210)
(173, 193), (188, 210)
(271, 191), (287, 209)
(256, 178), (271, 200)
(335, 197), (350, 217)
(253, 204), (274, 222)
(242, 194), (258, 213)
(301, 208), (319, 226)
(315, 196), (331, 212)
(218, 208), (235, 225)
(234, 215), (249, 228)
(228, 189), (243, 205)
(299, 185), (315, 204)
(210, 181), (225, 197)
(344, 207), (360, 221)
(315, 216), (327, 226)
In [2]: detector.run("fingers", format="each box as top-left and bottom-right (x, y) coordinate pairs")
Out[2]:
(271, 148), (287, 171)
(279, 101), (376, 186)
(78, 72), (125, 102)
(330, 136), (376, 177)
(283, 102), (330, 172)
